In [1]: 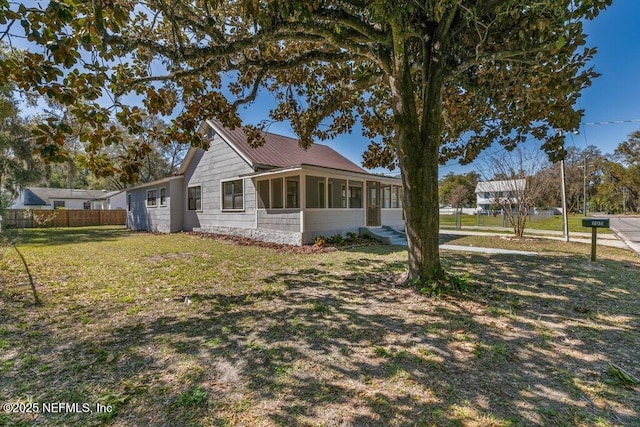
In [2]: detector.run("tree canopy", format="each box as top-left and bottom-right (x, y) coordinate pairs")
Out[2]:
(0, 0), (611, 282)
(438, 171), (478, 208)
(0, 82), (41, 198)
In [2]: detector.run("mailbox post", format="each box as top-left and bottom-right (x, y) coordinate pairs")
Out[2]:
(582, 218), (610, 261)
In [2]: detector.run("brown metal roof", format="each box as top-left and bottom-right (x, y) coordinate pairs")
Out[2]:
(210, 121), (367, 174)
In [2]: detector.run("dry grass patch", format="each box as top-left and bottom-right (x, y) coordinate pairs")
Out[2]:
(0, 227), (638, 426)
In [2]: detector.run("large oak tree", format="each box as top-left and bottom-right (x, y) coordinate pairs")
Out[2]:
(1, 0), (610, 282)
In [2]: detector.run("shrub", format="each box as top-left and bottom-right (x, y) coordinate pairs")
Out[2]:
(326, 234), (345, 245)
(345, 231), (358, 242)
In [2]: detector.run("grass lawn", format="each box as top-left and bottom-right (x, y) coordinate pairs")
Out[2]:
(1, 227), (639, 426)
(440, 214), (613, 234)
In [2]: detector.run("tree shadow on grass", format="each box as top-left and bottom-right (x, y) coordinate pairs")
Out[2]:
(1, 250), (639, 426)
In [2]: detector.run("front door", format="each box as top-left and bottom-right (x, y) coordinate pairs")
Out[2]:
(366, 181), (381, 227)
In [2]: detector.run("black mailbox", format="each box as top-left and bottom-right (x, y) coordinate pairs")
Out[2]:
(582, 218), (610, 261)
(582, 218), (610, 228)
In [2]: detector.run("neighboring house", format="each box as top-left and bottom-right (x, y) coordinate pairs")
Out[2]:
(475, 179), (526, 213)
(10, 187), (124, 210)
(90, 190), (127, 210)
(126, 120), (404, 245)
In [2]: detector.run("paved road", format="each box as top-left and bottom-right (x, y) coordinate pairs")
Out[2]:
(609, 216), (640, 255)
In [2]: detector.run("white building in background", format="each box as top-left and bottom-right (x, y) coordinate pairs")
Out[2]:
(9, 187), (126, 210)
(475, 179), (526, 213)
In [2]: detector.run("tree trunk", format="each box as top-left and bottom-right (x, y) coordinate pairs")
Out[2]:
(397, 121), (443, 283)
(390, 57), (445, 284)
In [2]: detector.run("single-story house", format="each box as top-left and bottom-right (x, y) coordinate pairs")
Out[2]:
(90, 190), (127, 210)
(126, 120), (404, 245)
(475, 179), (526, 213)
(10, 187), (126, 210)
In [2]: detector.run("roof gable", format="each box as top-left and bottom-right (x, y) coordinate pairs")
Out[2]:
(204, 120), (367, 174)
(24, 187), (109, 205)
(23, 189), (48, 206)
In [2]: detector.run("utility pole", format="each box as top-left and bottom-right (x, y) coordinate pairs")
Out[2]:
(561, 159), (570, 242)
(583, 157), (588, 216)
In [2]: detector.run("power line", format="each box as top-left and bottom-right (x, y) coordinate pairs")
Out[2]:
(583, 119), (640, 125)
(440, 119), (640, 173)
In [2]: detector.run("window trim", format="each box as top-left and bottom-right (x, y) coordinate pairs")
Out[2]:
(271, 177), (284, 209)
(348, 180), (363, 209)
(327, 178), (348, 209)
(146, 189), (158, 208)
(221, 178), (245, 212)
(286, 177), (299, 209)
(52, 200), (66, 209)
(159, 187), (167, 207)
(305, 175), (326, 209)
(257, 179), (270, 209)
(318, 179), (325, 208)
(187, 184), (203, 212)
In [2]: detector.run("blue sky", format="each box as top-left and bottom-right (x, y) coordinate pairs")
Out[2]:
(238, 1), (640, 178)
(574, 0), (640, 155)
(13, 1), (640, 178)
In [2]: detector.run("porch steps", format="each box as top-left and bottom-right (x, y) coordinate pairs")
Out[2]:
(360, 226), (408, 246)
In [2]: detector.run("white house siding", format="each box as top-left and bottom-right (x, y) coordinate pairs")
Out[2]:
(91, 192), (127, 210)
(183, 135), (256, 232)
(105, 191), (127, 210)
(126, 177), (183, 233)
(257, 209), (301, 232)
(303, 209), (364, 243)
(475, 179), (526, 211)
(10, 198), (88, 210)
(381, 209), (404, 229)
(169, 179), (184, 233)
(127, 187), (151, 231)
(58, 199), (89, 209)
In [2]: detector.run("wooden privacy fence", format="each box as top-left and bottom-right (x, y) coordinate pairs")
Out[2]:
(1, 209), (126, 228)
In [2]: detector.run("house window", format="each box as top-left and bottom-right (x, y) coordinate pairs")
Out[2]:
(257, 180), (270, 209)
(328, 178), (347, 208)
(286, 177), (299, 208)
(382, 185), (391, 208)
(188, 185), (202, 211)
(83, 202), (91, 210)
(146, 189), (157, 207)
(271, 178), (283, 209)
(159, 187), (167, 206)
(222, 179), (244, 210)
(306, 176), (325, 208)
(348, 181), (363, 208)
(127, 194), (132, 212)
(391, 186), (402, 208)
(53, 200), (65, 209)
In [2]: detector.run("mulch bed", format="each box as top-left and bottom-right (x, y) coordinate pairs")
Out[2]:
(184, 231), (338, 254)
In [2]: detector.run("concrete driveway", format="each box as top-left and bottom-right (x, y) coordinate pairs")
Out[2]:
(609, 216), (640, 255)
